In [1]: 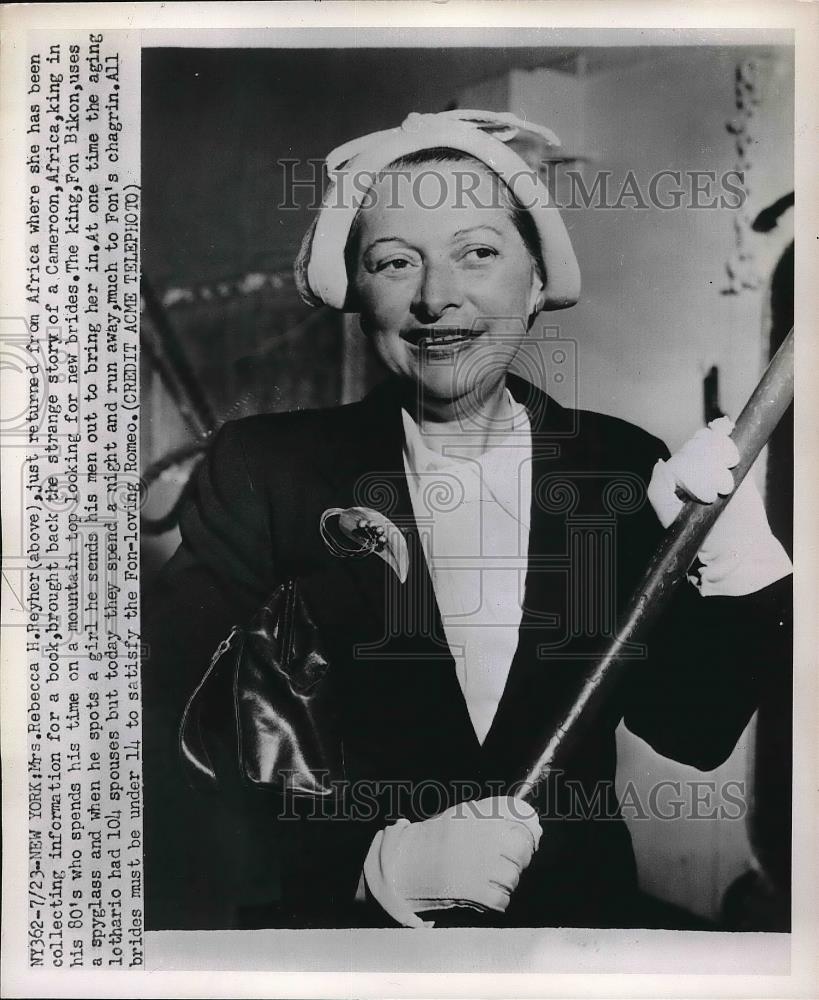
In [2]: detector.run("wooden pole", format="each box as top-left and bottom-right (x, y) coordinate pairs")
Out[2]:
(517, 328), (794, 799)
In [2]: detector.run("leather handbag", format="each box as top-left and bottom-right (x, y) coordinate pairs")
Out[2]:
(178, 578), (342, 798)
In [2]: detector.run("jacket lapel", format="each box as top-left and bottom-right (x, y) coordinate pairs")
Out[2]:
(300, 380), (482, 775)
(479, 373), (572, 779)
(308, 380), (454, 663)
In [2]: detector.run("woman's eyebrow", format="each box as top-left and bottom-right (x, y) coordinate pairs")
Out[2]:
(364, 236), (407, 250)
(452, 225), (504, 239)
(362, 225), (502, 257)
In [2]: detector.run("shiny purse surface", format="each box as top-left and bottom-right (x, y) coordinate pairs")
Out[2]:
(179, 579), (342, 797)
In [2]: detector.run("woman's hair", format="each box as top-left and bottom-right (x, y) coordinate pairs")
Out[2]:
(343, 146), (546, 289)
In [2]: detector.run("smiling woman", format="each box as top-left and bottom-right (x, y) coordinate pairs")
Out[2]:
(349, 154), (541, 421)
(142, 110), (792, 931)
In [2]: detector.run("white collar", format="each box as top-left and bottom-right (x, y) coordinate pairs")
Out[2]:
(401, 389), (530, 476)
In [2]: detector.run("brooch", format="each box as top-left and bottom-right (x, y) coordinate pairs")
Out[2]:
(319, 506), (409, 584)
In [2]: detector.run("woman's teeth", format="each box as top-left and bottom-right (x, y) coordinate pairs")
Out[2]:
(427, 332), (469, 345)
(417, 329), (483, 347)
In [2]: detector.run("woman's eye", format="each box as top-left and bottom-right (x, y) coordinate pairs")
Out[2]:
(464, 246), (498, 262)
(376, 257), (414, 272)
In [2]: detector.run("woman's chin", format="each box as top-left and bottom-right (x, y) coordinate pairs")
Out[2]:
(406, 367), (504, 409)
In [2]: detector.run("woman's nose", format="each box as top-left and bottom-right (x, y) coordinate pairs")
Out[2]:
(411, 260), (464, 323)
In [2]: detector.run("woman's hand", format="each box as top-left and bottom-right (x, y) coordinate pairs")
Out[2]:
(647, 417), (791, 596)
(362, 796), (542, 927)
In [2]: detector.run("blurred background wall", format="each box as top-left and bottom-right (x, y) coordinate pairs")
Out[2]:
(141, 44), (793, 926)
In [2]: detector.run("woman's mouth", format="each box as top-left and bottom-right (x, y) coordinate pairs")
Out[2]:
(401, 327), (486, 351)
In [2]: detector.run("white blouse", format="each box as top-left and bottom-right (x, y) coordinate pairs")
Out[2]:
(401, 392), (533, 744)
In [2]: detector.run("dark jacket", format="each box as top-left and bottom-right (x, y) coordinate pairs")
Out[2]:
(142, 373), (791, 929)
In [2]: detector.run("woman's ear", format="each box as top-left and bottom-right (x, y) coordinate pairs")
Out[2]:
(527, 273), (545, 321)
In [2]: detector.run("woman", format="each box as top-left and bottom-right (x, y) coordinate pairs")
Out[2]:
(143, 111), (792, 930)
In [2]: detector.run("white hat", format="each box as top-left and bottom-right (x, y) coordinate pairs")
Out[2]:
(294, 110), (581, 312)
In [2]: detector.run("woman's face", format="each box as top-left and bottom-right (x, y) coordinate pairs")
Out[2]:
(349, 160), (542, 411)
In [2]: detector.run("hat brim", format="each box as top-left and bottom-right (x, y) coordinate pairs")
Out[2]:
(297, 120), (581, 313)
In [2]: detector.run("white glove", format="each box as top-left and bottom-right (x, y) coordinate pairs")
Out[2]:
(362, 796), (542, 928)
(647, 416), (792, 596)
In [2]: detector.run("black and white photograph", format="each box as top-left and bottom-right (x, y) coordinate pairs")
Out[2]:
(140, 39), (794, 934)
